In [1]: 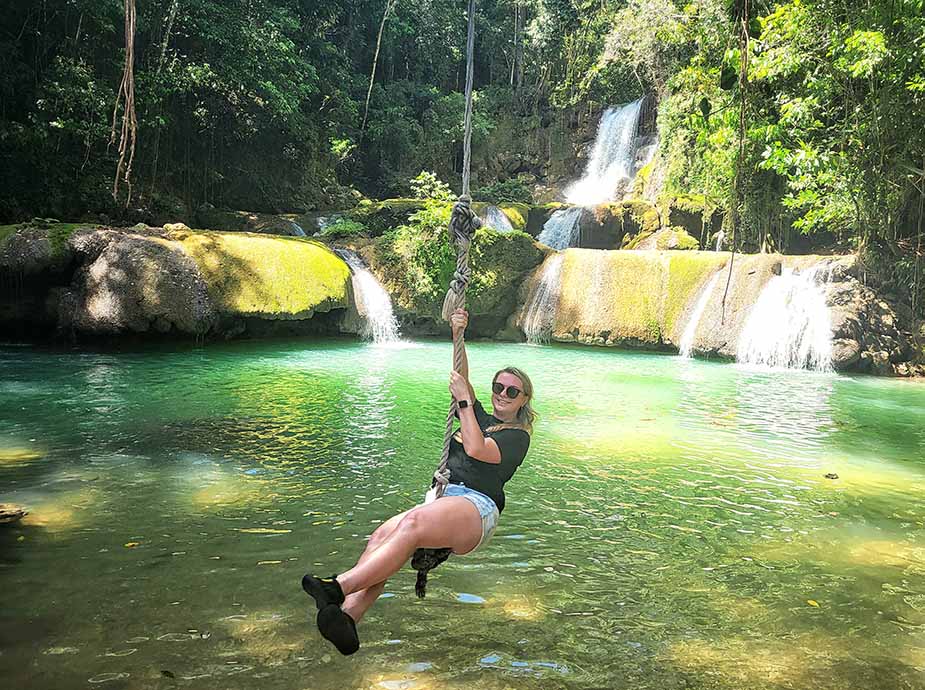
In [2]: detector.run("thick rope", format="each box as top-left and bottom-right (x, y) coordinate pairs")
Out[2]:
(412, 0), (480, 598)
(461, 0), (476, 197)
(411, 199), (481, 597)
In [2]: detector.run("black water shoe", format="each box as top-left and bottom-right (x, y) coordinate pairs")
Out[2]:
(317, 604), (360, 656)
(301, 574), (345, 610)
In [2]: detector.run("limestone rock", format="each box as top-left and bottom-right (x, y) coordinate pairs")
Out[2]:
(625, 227), (699, 251)
(831, 339), (861, 370)
(0, 503), (27, 524)
(63, 231), (218, 336)
(870, 351), (893, 376)
(0, 225), (90, 276)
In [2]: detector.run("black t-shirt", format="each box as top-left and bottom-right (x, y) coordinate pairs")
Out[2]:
(447, 399), (530, 513)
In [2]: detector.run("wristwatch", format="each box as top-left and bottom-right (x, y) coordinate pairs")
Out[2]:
(458, 399), (470, 409)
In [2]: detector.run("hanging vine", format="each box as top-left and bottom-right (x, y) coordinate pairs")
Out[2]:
(110, 0), (138, 206)
(721, 0), (751, 321)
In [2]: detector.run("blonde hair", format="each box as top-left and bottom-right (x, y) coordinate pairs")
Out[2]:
(493, 366), (536, 434)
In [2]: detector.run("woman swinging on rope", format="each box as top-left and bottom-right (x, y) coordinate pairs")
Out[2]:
(301, 308), (535, 655)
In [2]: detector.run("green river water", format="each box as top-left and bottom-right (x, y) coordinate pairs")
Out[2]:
(1, 339), (924, 690)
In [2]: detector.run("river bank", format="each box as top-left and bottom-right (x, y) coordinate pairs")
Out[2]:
(1, 221), (922, 377)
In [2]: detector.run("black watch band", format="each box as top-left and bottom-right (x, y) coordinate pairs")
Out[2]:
(458, 399), (470, 409)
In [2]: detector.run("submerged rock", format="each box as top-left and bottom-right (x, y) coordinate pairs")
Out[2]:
(0, 504), (28, 524)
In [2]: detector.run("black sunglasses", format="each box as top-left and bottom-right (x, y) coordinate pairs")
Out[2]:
(492, 381), (523, 399)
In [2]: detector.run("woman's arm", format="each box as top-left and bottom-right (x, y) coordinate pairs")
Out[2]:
(450, 371), (502, 464)
(450, 308), (476, 402)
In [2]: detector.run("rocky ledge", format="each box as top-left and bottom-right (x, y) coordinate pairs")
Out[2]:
(0, 222), (351, 339)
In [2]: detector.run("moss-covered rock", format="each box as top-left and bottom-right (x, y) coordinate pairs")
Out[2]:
(498, 203), (529, 231)
(344, 198), (428, 236)
(553, 249), (668, 346)
(170, 230), (350, 319)
(625, 199), (661, 235)
(663, 252), (729, 340)
(516, 249), (729, 350)
(62, 230), (218, 336)
(0, 223), (92, 275)
(358, 205), (544, 335)
(661, 195), (723, 243)
(631, 162), (654, 198)
(625, 227), (699, 251)
(2, 223), (352, 339)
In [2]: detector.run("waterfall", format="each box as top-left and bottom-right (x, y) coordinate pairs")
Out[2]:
(679, 272), (721, 358)
(316, 215), (339, 233)
(335, 249), (401, 344)
(565, 98), (645, 206)
(520, 253), (565, 344)
(736, 267), (833, 371)
(482, 206), (514, 233)
(538, 98), (650, 250)
(537, 207), (583, 250)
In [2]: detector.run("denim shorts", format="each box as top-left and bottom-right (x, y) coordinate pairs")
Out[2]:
(442, 483), (500, 553)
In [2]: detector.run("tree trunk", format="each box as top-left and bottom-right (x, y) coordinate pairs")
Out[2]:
(360, 0), (397, 141)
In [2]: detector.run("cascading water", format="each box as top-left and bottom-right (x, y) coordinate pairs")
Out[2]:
(736, 266), (833, 371)
(520, 253), (565, 344)
(538, 97), (653, 250)
(537, 207), (583, 251)
(482, 206), (514, 233)
(335, 249), (401, 344)
(679, 272), (722, 358)
(565, 98), (646, 206)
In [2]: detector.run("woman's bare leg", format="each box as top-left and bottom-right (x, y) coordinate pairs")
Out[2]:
(336, 497), (482, 597)
(340, 509), (410, 623)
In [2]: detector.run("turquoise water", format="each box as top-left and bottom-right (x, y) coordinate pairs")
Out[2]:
(1, 339), (924, 689)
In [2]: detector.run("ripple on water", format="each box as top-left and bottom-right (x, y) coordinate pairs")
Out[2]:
(3, 342), (925, 690)
(88, 673), (130, 684)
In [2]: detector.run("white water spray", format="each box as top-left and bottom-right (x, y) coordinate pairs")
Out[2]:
(737, 266), (833, 371)
(520, 253), (565, 344)
(482, 206), (514, 233)
(538, 98), (652, 250)
(537, 207), (583, 251)
(336, 249), (401, 344)
(565, 98), (645, 206)
(679, 272), (721, 358)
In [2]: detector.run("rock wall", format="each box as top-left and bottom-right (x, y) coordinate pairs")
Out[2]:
(512, 249), (923, 376)
(346, 226), (545, 337)
(2, 222), (920, 377)
(0, 224), (351, 339)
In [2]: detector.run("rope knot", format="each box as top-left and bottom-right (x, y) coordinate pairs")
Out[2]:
(441, 196), (480, 322)
(447, 195), (481, 246)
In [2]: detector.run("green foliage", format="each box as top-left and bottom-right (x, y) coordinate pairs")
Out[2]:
(320, 218), (366, 239)
(0, 225), (18, 248)
(375, 198), (541, 317)
(409, 172), (454, 202)
(474, 178), (534, 204)
(390, 201), (456, 304)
